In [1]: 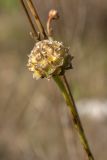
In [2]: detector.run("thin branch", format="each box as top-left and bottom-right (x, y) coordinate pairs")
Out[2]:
(20, 0), (38, 38)
(47, 9), (59, 37)
(57, 75), (94, 160)
(62, 74), (81, 159)
(62, 74), (76, 108)
(26, 0), (47, 39)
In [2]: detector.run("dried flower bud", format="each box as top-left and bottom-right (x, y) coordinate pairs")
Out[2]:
(48, 9), (59, 20)
(27, 39), (73, 80)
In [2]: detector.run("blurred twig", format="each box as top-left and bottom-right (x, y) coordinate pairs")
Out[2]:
(26, 0), (47, 39)
(20, 0), (38, 38)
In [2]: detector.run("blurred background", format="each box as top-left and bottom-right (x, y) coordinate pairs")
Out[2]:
(0, 0), (107, 159)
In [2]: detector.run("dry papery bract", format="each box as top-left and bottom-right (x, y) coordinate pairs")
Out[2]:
(27, 39), (73, 80)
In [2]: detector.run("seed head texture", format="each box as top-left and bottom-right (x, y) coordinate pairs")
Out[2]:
(27, 39), (72, 80)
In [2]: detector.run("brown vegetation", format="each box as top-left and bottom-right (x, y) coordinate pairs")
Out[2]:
(0, 0), (107, 159)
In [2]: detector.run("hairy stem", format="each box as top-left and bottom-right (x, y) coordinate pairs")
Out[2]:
(53, 75), (94, 160)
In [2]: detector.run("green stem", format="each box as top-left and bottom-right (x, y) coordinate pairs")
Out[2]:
(53, 75), (94, 160)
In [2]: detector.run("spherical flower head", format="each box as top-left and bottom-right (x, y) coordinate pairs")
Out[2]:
(27, 39), (73, 80)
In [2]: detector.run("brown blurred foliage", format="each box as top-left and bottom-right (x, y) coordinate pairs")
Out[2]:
(0, 0), (107, 160)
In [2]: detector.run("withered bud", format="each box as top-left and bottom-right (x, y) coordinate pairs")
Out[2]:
(27, 39), (73, 80)
(48, 9), (59, 20)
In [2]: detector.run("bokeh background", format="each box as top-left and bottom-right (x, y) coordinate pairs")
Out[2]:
(0, 0), (107, 159)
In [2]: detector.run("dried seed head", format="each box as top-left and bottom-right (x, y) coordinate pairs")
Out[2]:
(27, 39), (73, 80)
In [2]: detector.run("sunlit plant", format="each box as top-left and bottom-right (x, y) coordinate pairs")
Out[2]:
(20, 0), (94, 160)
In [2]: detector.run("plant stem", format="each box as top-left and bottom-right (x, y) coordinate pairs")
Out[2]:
(53, 75), (94, 160)
(27, 0), (47, 39)
(20, 0), (38, 37)
(20, 1), (94, 159)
